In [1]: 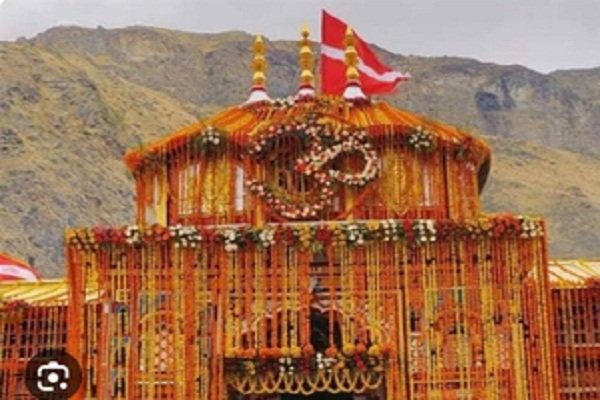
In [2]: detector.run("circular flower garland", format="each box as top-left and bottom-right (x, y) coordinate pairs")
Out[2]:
(246, 177), (334, 220)
(407, 125), (437, 153)
(297, 136), (379, 187)
(246, 115), (380, 220)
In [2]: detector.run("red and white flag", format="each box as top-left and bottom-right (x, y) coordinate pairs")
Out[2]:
(0, 252), (39, 281)
(321, 10), (410, 95)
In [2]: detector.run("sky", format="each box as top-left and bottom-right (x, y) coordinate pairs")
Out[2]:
(0, 0), (599, 73)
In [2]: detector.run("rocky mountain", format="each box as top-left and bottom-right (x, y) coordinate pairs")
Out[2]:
(0, 26), (599, 277)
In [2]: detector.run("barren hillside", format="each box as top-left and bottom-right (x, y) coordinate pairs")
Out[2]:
(1, 26), (598, 276)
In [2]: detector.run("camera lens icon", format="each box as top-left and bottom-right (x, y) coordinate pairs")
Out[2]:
(26, 349), (82, 399)
(37, 360), (70, 392)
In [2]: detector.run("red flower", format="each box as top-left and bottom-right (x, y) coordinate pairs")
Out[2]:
(355, 343), (367, 355)
(354, 354), (366, 371)
(285, 228), (297, 244)
(302, 344), (315, 359)
(202, 228), (217, 243)
(92, 227), (110, 242)
(324, 346), (338, 358)
(315, 227), (332, 243)
(295, 161), (308, 174)
(268, 347), (282, 359)
(403, 220), (414, 239)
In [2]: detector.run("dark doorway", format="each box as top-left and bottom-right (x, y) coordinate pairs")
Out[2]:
(309, 308), (342, 352)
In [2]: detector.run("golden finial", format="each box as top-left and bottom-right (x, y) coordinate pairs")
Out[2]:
(342, 27), (365, 100)
(298, 25), (315, 88)
(247, 34), (271, 103)
(344, 27), (359, 82)
(252, 35), (267, 87)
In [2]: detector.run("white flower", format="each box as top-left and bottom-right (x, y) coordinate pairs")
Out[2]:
(225, 243), (238, 252)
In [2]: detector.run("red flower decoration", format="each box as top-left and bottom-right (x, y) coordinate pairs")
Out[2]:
(315, 227), (332, 243)
(403, 220), (414, 239)
(355, 343), (367, 355)
(302, 344), (315, 359)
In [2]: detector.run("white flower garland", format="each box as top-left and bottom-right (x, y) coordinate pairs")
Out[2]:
(315, 352), (336, 372)
(124, 225), (141, 245)
(271, 96), (296, 109)
(380, 219), (404, 242)
(407, 125), (437, 153)
(169, 224), (202, 248)
(220, 228), (244, 252)
(413, 219), (437, 242)
(519, 217), (544, 238)
(246, 178), (334, 219)
(255, 227), (276, 248)
(299, 137), (379, 187)
(343, 223), (368, 246)
(196, 126), (225, 154)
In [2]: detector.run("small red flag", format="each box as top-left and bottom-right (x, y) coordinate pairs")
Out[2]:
(321, 10), (410, 95)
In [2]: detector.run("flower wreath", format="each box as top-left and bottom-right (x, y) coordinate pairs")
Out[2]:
(407, 125), (437, 153)
(246, 115), (380, 219)
(194, 126), (226, 155)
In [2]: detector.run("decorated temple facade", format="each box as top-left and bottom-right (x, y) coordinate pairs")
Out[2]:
(63, 30), (562, 400)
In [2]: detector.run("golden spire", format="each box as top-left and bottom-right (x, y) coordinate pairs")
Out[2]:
(298, 25), (315, 89)
(252, 35), (267, 88)
(247, 34), (271, 103)
(343, 27), (366, 100)
(344, 27), (359, 82)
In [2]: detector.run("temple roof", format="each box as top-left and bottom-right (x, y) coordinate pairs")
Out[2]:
(0, 279), (68, 305)
(0, 279), (97, 306)
(548, 259), (600, 288)
(124, 96), (492, 186)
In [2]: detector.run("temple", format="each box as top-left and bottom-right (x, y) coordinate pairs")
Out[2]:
(1, 29), (599, 400)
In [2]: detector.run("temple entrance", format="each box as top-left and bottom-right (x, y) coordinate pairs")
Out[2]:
(278, 311), (375, 399)
(281, 393), (353, 400)
(228, 261), (386, 400)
